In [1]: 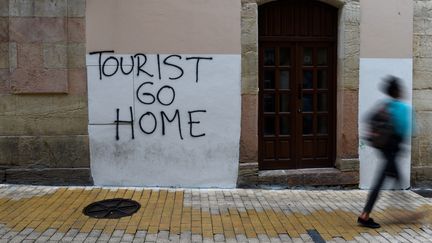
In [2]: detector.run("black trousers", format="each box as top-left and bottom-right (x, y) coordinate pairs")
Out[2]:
(363, 137), (402, 214)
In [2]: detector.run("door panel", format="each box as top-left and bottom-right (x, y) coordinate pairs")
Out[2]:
(258, 0), (337, 170)
(259, 43), (336, 169)
(297, 44), (334, 167)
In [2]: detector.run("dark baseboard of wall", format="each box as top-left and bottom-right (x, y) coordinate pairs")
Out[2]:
(1, 168), (93, 186)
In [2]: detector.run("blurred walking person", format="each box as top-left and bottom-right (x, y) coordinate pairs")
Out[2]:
(357, 76), (413, 228)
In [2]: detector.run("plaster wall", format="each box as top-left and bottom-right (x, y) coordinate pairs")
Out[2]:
(86, 0), (241, 54)
(358, 58), (412, 189)
(360, 0), (413, 58)
(86, 0), (242, 187)
(359, 0), (413, 189)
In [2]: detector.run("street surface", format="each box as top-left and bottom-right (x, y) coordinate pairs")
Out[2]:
(0, 185), (431, 242)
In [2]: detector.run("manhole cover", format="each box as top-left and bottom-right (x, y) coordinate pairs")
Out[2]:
(83, 198), (141, 219)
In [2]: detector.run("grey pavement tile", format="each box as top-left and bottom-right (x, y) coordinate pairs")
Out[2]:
(50, 232), (65, 241)
(379, 232), (399, 243)
(26, 231), (42, 240)
(121, 233), (134, 242)
(63, 236), (76, 242)
(203, 238), (214, 243)
(299, 234), (313, 242)
(42, 228), (57, 237)
(35, 236), (51, 243)
(213, 234), (224, 242)
(1, 230), (18, 239)
(19, 228), (34, 236)
(392, 234), (409, 243)
(191, 234), (203, 243)
(135, 231), (147, 238)
(108, 237), (122, 243)
(9, 235), (26, 243)
(168, 233), (180, 241)
(257, 234), (270, 243)
(403, 228), (418, 237)
(155, 239), (169, 243)
(157, 231), (169, 240)
(145, 233), (157, 242)
(269, 237), (282, 243)
(112, 230), (125, 238)
(132, 238), (145, 243)
(375, 234), (391, 243)
(0, 227), (8, 236)
(65, 229), (80, 238)
(98, 234), (112, 242)
(85, 237), (99, 243)
(333, 237), (347, 243)
(413, 235), (430, 242)
(291, 238), (304, 243)
(399, 232), (421, 243)
(278, 234), (292, 243)
(226, 238), (238, 243)
(89, 230), (102, 238)
(236, 234), (248, 243)
(74, 232), (90, 242)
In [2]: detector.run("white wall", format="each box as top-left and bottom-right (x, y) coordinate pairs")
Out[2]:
(359, 58), (412, 189)
(87, 53), (241, 187)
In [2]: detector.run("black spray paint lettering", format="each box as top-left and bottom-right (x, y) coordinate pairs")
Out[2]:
(136, 82), (156, 105)
(134, 53), (154, 77)
(89, 51), (212, 82)
(163, 55), (184, 80)
(120, 56), (134, 75)
(96, 52), (213, 140)
(139, 112), (157, 135)
(115, 106), (135, 140)
(188, 110), (206, 137)
(136, 82), (175, 106)
(185, 57), (213, 83)
(103, 56), (119, 77)
(161, 110), (183, 140)
(135, 109), (206, 139)
(88, 50), (114, 80)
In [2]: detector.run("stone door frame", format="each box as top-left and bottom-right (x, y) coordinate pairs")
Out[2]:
(238, 0), (360, 185)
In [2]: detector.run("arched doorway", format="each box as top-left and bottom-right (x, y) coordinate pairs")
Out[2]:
(258, 0), (338, 169)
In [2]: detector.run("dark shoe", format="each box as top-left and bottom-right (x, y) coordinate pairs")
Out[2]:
(357, 217), (381, 228)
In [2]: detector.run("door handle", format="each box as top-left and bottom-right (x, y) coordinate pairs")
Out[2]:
(298, 108), (302, 113)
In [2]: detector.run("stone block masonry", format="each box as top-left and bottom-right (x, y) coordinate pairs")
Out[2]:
(412, 0), (432, 187)
(0, 0), (90, 184)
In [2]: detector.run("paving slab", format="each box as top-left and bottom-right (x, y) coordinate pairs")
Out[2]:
(0, 185), (430, 242)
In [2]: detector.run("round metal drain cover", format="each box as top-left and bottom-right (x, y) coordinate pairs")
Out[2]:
(83, 198), (141, 219)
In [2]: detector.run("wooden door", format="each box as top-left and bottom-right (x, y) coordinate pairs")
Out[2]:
(258, 0), (337, 170)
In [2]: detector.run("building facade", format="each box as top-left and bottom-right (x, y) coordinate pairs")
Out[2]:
(0, 0), (431, 188)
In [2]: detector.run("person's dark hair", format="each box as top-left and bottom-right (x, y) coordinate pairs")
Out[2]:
(381, 75), (401, 98)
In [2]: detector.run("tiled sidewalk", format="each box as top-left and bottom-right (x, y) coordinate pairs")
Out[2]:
(0, 185), (431, 243)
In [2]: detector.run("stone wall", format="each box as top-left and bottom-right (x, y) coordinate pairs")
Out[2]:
(240, 0), (259, 164)
(412, 0), (432, 187)
(336, 0), (360, 164)
(0, 0), (91, 185)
